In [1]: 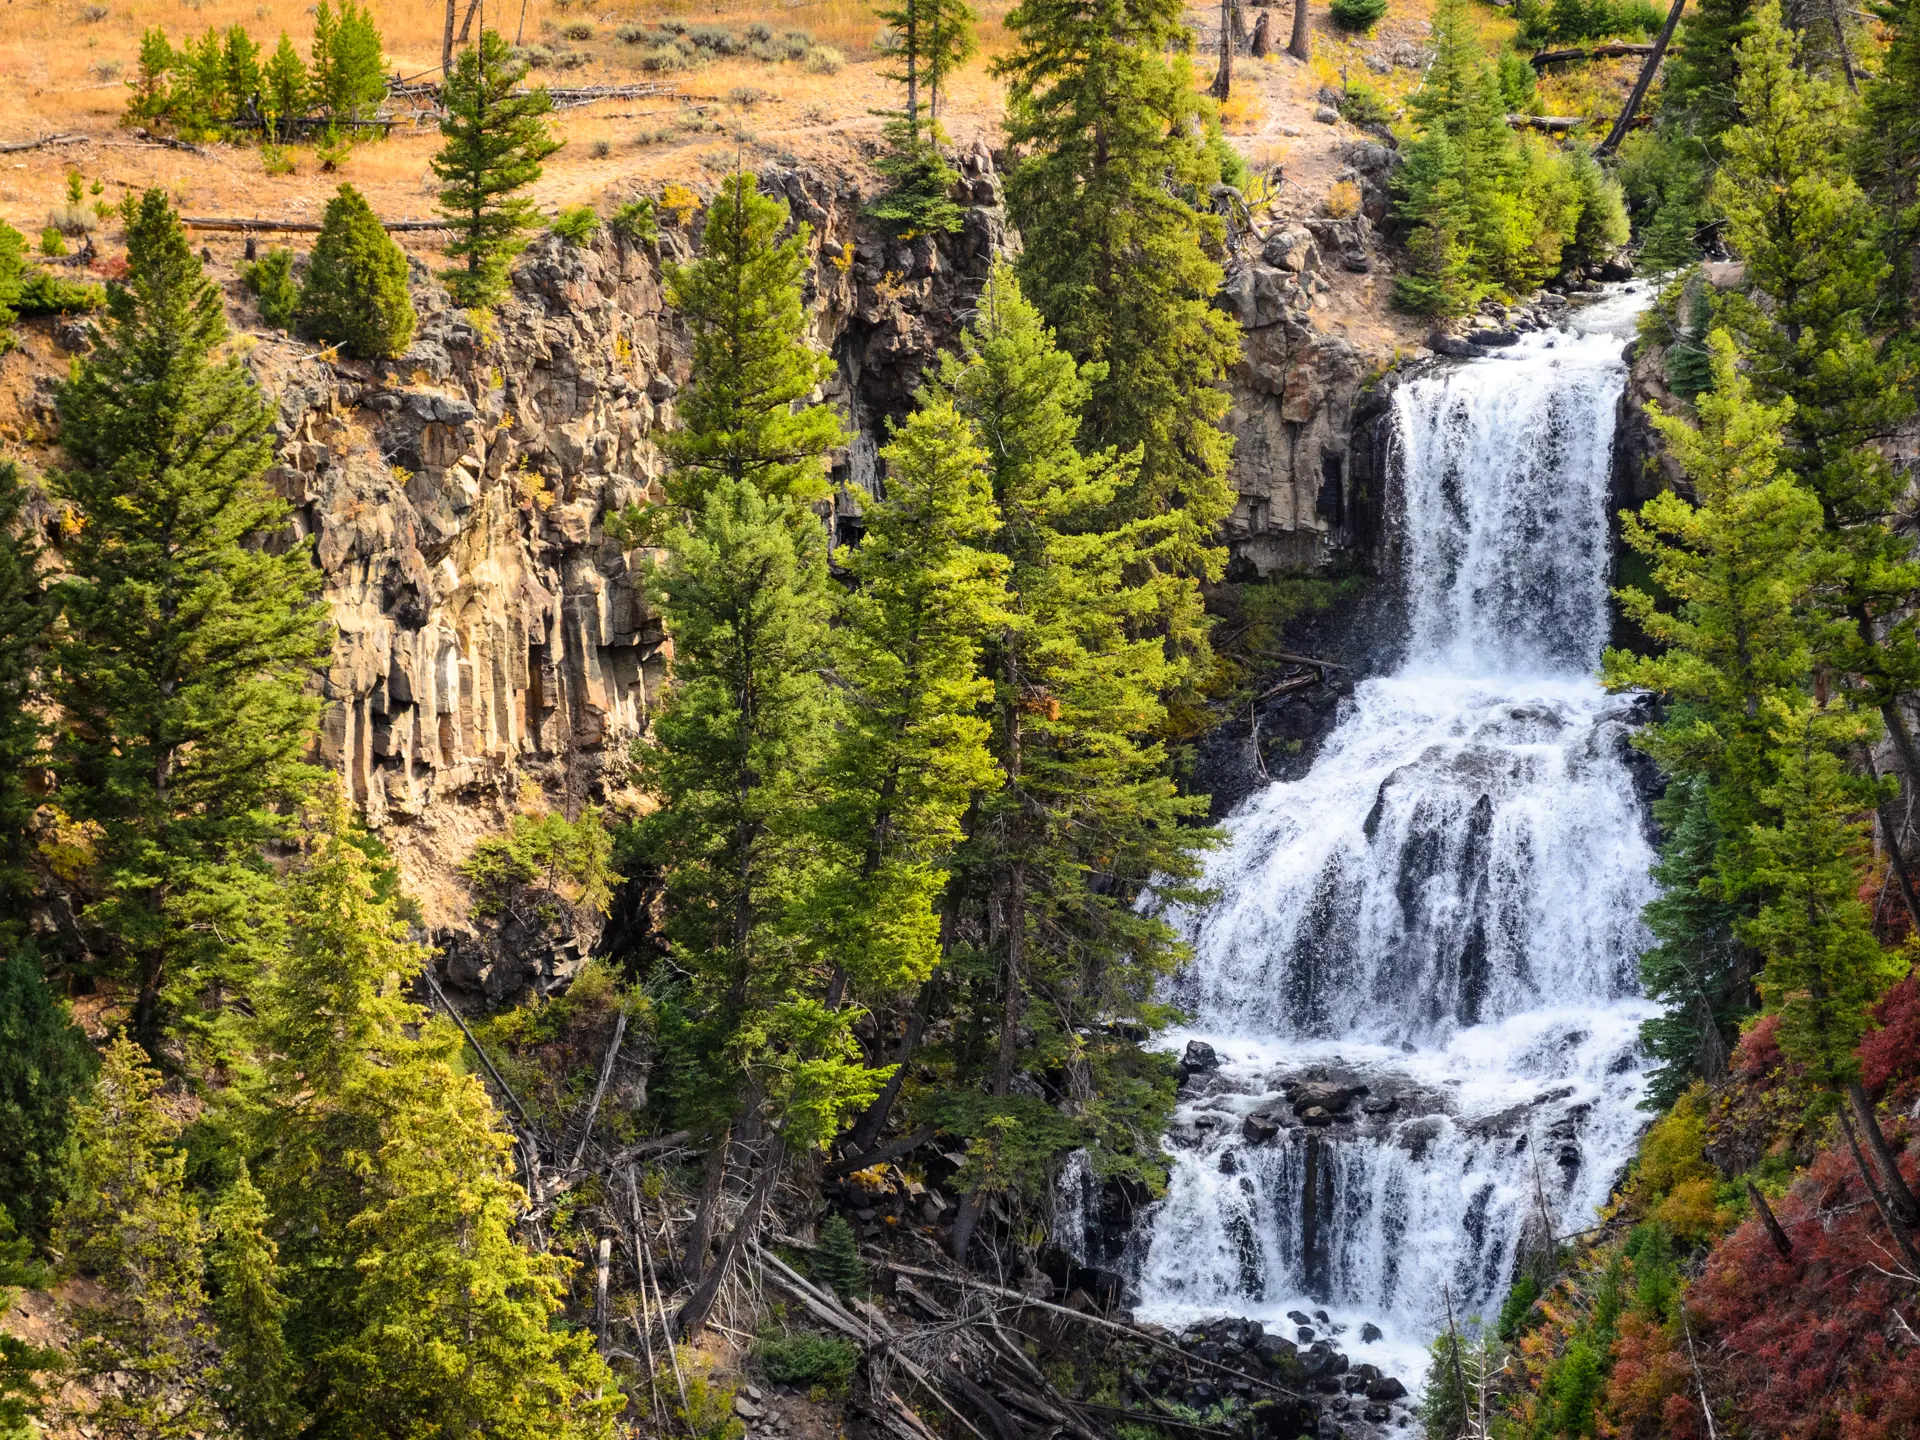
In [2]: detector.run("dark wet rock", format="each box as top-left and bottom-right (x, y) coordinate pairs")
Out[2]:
(1287, 1310), (1314, 1327)
(1182, 1039), (1220, 1073)
(1252, 1333), (1299, 1366)
(1297, 1327), (1315, 1343)
(1367, 1376), (1408, 1402)
(1313, 1310), (1332, 1326)
(1361, 1096), (1398, 1116)
(1360, 1323), (1384, 1343)
(1243, 1112), (1283, 1143)
(1301, 1106), (1335, 1127)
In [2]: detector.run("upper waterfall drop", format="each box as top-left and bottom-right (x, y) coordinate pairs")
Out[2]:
(1125, 290), (1660, 1384)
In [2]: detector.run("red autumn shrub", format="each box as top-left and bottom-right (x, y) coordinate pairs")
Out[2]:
(1859, 974), (1920, 1106)
(1732, 1013), (1784, 1079)
(1598, 1310), (1701, 1440)
(1690, 1142), (1920, 1440)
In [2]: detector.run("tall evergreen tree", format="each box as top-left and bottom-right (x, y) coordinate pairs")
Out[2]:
(432, 29), (562, 308)
(206, 1162), (300, 1440)
(996, 0), (1241, 640)
(53, 1037), (219, 1440)
(661, 172), (844, 509)
(245, 794), (621, 1439)
(297, 183), (417, 359)
(869, 0), (975, 234)
(262, 32), (308, 133)
(1605, 332), (1824, 1105)
(1857, 0), (1920, 321)
(804, 397), (1006, 1012)
(0, 461), (45, 930)
(50, 190), (328, 1050)
(1714, 1), (1920, 893)
(308, 0), (386, 126)
(0, 952), (93, 1237)
(1662, 0), (1757, 147)
(928, 268), (1213, 1259)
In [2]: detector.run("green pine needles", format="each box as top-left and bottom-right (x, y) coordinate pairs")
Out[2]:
(297, 183), (417, 358)
(811, 1213), (867, 1296)
(50, 189), (330, 1048)
(433, 28), (563, 308)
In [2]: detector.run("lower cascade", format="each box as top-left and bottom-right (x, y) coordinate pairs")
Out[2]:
(1124, 291), (1661, 1386)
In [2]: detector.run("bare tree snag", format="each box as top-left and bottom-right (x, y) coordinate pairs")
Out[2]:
(1849, 1079), (1920, 1227)
(442, 0), (457, 73)
(1289, 0), (1310, 62)
(1212, 0), (1235, 99)
(1599, 0), (1686, 156)
(1746, 1179), (1793, 1259)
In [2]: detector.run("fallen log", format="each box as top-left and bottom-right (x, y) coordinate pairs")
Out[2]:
(1507, 114), (1595, 132)
(1599, 0), (1686, 155)
(180, 215), (450, 232)
(1529, 41), (1654, 67)
(0, 132), (90, 154)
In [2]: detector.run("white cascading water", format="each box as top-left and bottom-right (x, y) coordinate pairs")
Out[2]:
(1128, 290), (1660, 1384)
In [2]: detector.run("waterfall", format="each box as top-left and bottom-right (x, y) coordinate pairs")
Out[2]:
(1129, 291), (1659, 1384)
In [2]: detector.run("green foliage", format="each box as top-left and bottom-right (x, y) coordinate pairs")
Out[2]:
(801, 393), (1004, 1013)
(244, 793), (623, 1438)
(809, 1213), (866, 1296)
(672, 1355), (745, 1440)
(296, 182), (417, 357)
(660, 170), (844, 508)
(927, 267), (1208, 1223)
(1514, 0), (1663, 44)
(49, 189), (329, 1047)
(37, 228), (65, 258)
(1329, 0), (1388, 30)
(868, 121), (966, 236)
(609, 198), (658, 242)
(757, 1328), (860, 1387)
(433, 29), (563, 307)
(0, 952), (93, 1237)
(15, 269), (106, 316)
(53, 1037), (220, 1438)
(1746, 703), (1903, 1106)
(0, 1212), (57, 1440)
(460, 806), (619, 919)
(551, 204), (601, 246)
(1394, 0), (1616, 316)
(1664, 279), (1716, 401)
(878, 0), (978, 122)
(0, 461), (44, 925)
(309, 0), (386, 126)
(0, 225), (22, 347)
(1496, 1274), (1541, 1342)
(262, 32), (307, 135)
(997, 0), (1240, 640)
(206, 1163), (301, 1440)
(241, 245), (298, 330)
(1859, 0), (1920, 321)
(1338, 77), (1395, 128)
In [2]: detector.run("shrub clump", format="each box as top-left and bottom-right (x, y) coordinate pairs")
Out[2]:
(242, 246), (299, 330)
(297, 183), (417, 358)
(809, 1213), (866, 1296)
(1330, 0), (1389, 30)
(756, 1330), (859, 1389)
(551, 205), (600, 246)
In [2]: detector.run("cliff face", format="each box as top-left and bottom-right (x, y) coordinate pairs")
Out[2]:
(142, 153), (1383, 967)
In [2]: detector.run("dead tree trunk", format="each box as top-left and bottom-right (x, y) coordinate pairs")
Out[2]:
(1598, 0), (1686, 156)
(675, 1136), (786, 1337)
(1212, 0), (1235, 99)
(442, 0), (457, 73)
(1849, 1079), (1920, 1227)
(1251, 10), (1271, 57)
(1746, 1179), (1793, 1259)
(1289, 0), (1311, 62)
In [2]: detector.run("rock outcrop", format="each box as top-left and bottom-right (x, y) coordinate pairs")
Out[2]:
(228, 155), (1005, 947)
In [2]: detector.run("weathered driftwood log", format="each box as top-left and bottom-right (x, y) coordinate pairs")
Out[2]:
(0, 132), (90, 154)
(1507, 113), (1595, 132)
(181, 215), (451, 232)
(1529, 41), (1654, 67)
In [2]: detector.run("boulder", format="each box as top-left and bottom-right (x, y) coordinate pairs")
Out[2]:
(1366, 1376), (1408, 1402)
(1243, 1112), (1283, 1143)
(1360, 1097), (1397, 1117)
(1360, 1322), (1384, 1343)
(1181, 1039), (1220, 1072)
(1300, 1106), (1335, 1127)
(1428, 332), (1483, 359)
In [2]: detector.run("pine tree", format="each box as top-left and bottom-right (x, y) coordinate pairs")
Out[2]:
(931, 267), (1212, 1259)
(634, 478), (876, 1313)
(0, 461), (44, 928)
(207, 1163), (301, 1440)
(50, 190), (329, 1049)
(1714, 1), (1920, 886)
(1858, 0), (1920, 321)
(1392, 125), (1482, 316)
(660, 171), (844, 509)
(0, 952), (93, 1237)
(811, 1212), (867, 1296)
(801, 397), (1005, 1011)
(1665, 281), (1717, 401)
(53, 1037), (219, 1440)
(0, 1212), (57, 1440)
(0, 226), (24, 348)
(1745, 701), (1904, 1105)
(297, 183), (416, 358)
(308, 0), (385, 127)
(223, 25), (263, 121)
(1662, 0), (1756, 147)
(869, 0), (975, 233)
(246, 794), (622, 1438)
(262, 33), (309, 135)
(996, 0), (1241, 620)
(432, 29), (562, 308)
